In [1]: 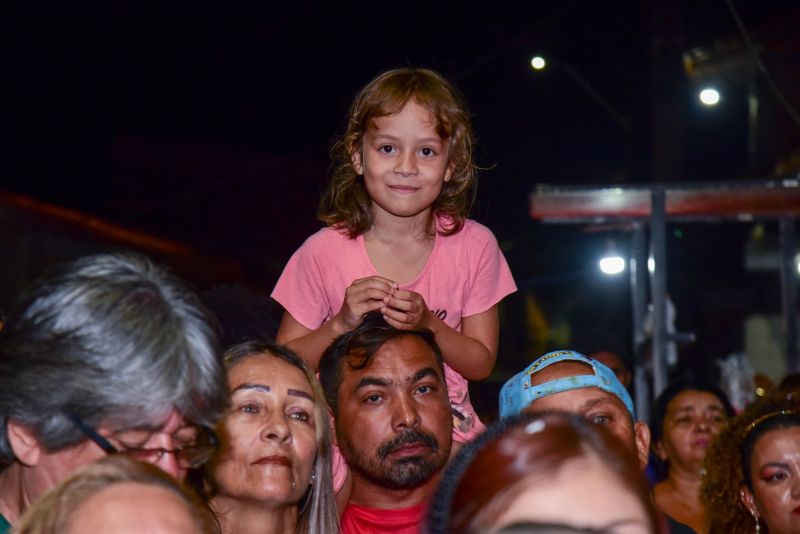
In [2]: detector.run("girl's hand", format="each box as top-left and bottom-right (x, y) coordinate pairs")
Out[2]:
(335, 276), (397, 331)
(381, 289), (433, 331)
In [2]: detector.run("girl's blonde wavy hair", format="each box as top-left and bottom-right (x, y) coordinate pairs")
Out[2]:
(319, 67), (477, 238)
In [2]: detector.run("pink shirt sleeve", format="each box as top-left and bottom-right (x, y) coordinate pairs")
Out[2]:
(462, 220), (517, 317)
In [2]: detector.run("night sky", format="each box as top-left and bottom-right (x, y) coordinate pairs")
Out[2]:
(2, 1), (799, 386)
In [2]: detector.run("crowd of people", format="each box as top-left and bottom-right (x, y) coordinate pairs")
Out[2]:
(1, 67), (798, 534)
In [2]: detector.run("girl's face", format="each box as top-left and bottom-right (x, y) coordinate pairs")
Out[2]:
(742, 426), (800, 534)
(353, 100), (452, 225)
(212, 355), (318, 508)
(656, 390), (727, 470)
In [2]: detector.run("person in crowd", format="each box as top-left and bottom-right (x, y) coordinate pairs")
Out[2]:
(13, 455), (215, 534)
(272, 67), (516, 472)
(771, 373), (800, 400)
(205, 340), (338, 534)
(318, 313), (453, 533)
(650, 380), (735, 533)
(427, 411), (659, 533)
(574, 330), (633, 390)
(702, 393), (800, 534)
(591, 349), (632, 390)
(499, 350), (651, 468)
(0, 253), (228, 530)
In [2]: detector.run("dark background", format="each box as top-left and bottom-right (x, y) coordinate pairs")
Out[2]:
(2, 1), (799, 399)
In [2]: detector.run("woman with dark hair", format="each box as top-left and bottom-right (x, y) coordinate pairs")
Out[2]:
(205, 340), (339, 533)
(427, 411), (658, 534)
(650, 380), (735, 533)
(702, 394), (800, 534)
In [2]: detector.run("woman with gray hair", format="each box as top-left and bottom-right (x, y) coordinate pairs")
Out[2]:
(0, 252), (228, 530)
(203, 340), (339, 533)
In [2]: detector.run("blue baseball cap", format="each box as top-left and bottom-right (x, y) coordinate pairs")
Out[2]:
(499, 350), (635, 420)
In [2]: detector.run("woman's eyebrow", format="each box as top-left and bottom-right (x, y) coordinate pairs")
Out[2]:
(760, 461), (790, 471)
(232, 383), (270, 393)
(287, 388), (312, 400)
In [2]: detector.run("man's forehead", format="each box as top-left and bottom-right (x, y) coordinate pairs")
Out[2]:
(524, 386), (627, 415)
(342, 335), (441, 382)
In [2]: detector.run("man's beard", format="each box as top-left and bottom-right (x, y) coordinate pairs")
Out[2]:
(340, 429), (448, 490)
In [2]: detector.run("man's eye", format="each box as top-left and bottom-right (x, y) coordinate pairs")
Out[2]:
(416, 385), (433, 395)
(364, 394), (382, 404)
(590, 414), (611, 425)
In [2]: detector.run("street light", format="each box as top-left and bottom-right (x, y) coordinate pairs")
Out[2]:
(599, 256), (626, 275)
(530, 56), (546, 70)
(699, 87), (721, 106)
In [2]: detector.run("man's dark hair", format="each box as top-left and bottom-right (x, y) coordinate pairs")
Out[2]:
(318, 312), (444, 416)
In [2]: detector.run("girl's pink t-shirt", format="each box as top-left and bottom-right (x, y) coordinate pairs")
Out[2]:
(272, 218), (516, 418)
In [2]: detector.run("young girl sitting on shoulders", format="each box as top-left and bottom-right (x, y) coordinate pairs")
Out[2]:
(272, 66), (516, 469)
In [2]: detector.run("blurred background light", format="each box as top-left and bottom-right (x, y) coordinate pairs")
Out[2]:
(599, 255), (626, 275)
(530, 56), (546, 70)
(699, 87), (720, 106)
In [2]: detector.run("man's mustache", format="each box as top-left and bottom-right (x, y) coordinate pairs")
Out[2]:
(378, 430), (438, 460)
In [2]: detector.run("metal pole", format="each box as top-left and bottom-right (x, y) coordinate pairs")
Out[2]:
(780, 217), (799, 372)
(650, 186), (669, 396)
(747, 76), (759, 170)
(630, 221), (650, 422)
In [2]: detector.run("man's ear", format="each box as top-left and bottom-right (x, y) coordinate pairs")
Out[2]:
(740, 485), (760, 519)
(350, 146), (364, 176)
(633, 421), (651, 470)
(7, 419), (43, 467)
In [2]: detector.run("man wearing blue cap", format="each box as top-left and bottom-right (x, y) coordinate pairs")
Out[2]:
(500, 350), (651, 468)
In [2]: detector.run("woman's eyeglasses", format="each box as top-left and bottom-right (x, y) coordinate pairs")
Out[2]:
(62, 411), (219, 469)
